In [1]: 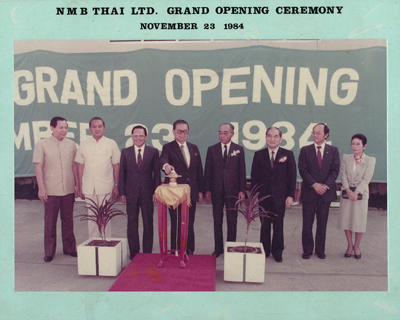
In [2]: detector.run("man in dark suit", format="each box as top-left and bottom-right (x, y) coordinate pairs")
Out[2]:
(119, 125), (161, 260)
(160, 119), (204, 255)
(298, 123), (340, 259)
(204, 123), (246, 258)
(251, 127), (297, 262)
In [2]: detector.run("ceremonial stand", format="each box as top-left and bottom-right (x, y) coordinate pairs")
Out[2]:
(154, 184), (191, 268)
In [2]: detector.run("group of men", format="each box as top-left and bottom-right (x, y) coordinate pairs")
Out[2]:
(34, 116), (340, 263)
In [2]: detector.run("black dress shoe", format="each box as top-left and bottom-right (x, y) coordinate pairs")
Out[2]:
(274, 256), (283, 263)
(302, 252), (311, 259)
(64, 251), (77, 257)
(211, 251), (221, 258)
(317, 253), (326, 259)
(354, 252), (361, 259)
(44, 256), (53, 262)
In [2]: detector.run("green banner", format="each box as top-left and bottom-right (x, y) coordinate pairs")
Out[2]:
(14, 46), (386, 180)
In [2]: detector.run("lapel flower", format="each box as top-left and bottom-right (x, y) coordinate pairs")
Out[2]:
(355, 156), (364, 167)
(278, 156), (287, 163)
(230, 150), (240, 157)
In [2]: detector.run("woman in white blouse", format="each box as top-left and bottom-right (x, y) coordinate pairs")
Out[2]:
(337, 134), (376, 259)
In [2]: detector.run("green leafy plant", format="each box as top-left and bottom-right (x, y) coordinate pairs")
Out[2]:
(228, 184), (275, 252)
(76, 194), (127, 241)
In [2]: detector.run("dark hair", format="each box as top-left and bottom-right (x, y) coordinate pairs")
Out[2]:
(219, 123), (234, 132)
(173, 119), (189, 130)
(131, 125), (148, 136)
(313, 123), (330, 138)
(89, 117), (105, 128)
(266, 127), (282, 137)
(50, 116), (67, 128)
(351, 133), (367, 146)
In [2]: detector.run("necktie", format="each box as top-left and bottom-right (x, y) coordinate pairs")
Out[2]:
(270, 151), (274, 169)
(223, 145), (227, 164)
(317, 146), (322, 168)
(180, 145), (189, 168)
(137, 149), (142, 170)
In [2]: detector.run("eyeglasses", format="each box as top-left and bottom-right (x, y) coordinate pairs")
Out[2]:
(176, 130), (188, 135)
(312, 131), (323, 136)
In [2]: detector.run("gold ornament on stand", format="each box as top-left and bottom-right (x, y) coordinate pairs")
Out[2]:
(166, 170), (181, 187)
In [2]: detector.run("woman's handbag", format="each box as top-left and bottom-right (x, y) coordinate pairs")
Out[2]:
(342, 186), (362, 200)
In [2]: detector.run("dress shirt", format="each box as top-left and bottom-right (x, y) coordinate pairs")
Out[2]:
(314, 142), (326, 159)
(179, 141), (191, 167)
(221, 141), (232, 157)
(268, 146), (280, 161)
(134, 144), (146, 164)
(75, 136), (121, 195)
(33, 135), (77, 196)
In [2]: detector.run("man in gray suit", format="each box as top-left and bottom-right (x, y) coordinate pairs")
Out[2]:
(119, 125), (161, 259)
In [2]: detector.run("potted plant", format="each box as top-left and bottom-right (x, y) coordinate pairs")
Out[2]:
(75, 195), (129, 276)
(224, 184), (274, 283)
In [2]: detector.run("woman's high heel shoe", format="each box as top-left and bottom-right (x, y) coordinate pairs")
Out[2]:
(344, 247), (353, 258)
(354, 248), (361, 259)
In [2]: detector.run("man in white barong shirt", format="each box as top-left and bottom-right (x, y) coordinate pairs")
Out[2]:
(75, 117), (121, 238)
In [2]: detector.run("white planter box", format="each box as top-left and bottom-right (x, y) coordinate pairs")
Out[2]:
(77, 237), (129, 276)
(224, 241), (265, 283)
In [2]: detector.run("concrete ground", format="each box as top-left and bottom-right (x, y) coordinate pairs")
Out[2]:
(14, 199), (387, 291)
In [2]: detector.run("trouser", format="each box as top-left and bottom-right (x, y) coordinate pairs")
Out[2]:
(44, 193), (76, 257)
(302, 197), (331, 255)
(127, 198), (154, 259)
(212, 195), (237, 254)
(259, 201), (285, 257)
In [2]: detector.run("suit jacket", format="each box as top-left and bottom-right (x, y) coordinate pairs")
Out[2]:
(160, 140), (204, 202)
(251, 147), (297, 206)
(204, 142), (246, 198)
(340, 153), (376, 200)
(298, 143), (340, 203)
(119, 145), (161, 203)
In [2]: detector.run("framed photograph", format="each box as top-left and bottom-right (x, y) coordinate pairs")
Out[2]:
(2, 1), (398, 319)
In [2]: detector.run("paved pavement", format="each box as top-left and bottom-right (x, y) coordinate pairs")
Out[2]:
(14, 199), (387, 291)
